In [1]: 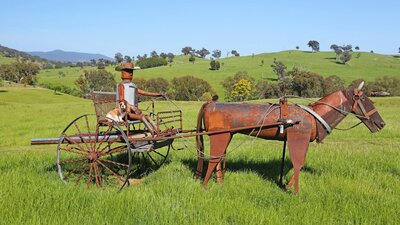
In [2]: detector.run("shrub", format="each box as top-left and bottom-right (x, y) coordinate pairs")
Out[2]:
(136, 57), (168, 69)
(221, 71), (255, 101)
(74, 69), (116, 97)
(231, 79), (252, 101)
(170, 76), (214, 101)
(209, 60), (220, 70)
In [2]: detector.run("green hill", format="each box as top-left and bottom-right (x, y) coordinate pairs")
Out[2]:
(36, 51), (400, 99)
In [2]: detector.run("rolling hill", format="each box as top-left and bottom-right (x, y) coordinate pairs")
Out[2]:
(27, 49), (113, 62)
(36, 50), (400, 100)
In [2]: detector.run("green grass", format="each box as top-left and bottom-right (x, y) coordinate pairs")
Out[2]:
(0, 87), (399, 224)
(35, 51), (400, 100)
(0, 55), (17, 64)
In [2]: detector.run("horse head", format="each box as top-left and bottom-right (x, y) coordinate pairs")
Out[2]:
(347, 81), (385, 132)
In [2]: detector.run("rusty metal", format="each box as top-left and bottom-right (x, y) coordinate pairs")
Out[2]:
(32, 80), (385, 192)
(197, 82), (385, 193)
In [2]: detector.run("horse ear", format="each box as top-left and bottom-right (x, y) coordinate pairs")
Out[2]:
(357, 81), (365, 90)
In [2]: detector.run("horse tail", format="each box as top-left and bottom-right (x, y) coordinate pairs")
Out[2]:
(195, 102), (209, 178)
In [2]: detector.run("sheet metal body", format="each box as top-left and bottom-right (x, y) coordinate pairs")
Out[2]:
(197, 87), (385, 193)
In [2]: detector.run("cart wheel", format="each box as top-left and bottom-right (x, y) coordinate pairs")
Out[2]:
(129, 141), (171, 178)
(57, 114), (131, 189)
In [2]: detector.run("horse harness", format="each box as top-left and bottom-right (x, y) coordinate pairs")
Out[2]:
(352, 89), (378, 120)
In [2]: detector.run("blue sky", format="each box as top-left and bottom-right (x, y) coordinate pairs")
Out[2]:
(0, 0), (399, 57)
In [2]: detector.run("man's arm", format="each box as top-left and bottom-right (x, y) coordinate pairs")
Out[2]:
(138, 89), (163, 97)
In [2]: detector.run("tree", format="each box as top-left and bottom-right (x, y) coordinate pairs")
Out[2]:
(144, 77), (169, 94)
(167, 53), (175, 63)
(355, 46), (360, 51)
(196, 48), (210, 58)
(189, 54), (196, 64)
(114, 52), (123, 63)
(231, 50), (240, 56)
(330, 44), (339, 51)
(340, 51), (352, 64)
(271, 58), (287, 81)
(212, 50), (222, 59)
(290, 69), (325, 97)
(307, 40), (320, 52)
(231, 79), (252, 101)
(0, 62), (40, 85)
(124, 55), (132, 63)
(221, 71), (255, 101)
(74, 69), (116, 97)
(323, 75), (345, 95)
(296, 46), (300, 50)
(150, 51), (159, 58)
(209, 60), (220, 70)
(398, 47), (400, 53)
(90, 59), (97, 66)
(97, 58), (105, 69)
(159, 52), (167, 59)
(255, 80), (285, 99)
(169, 76), (214, 101)
(181, 46), (193, 55)
(137, 55), (142, 60)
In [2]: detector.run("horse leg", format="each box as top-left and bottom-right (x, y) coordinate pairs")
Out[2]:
(285, 126), (311, 194)
(203, 133), (231, 187)
(216, 162), (223, 183)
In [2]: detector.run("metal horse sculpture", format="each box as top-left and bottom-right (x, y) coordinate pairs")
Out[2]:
(195, 82), (385, 193)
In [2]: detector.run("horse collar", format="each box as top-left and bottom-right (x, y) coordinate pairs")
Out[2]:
(296, 104), (332, 134)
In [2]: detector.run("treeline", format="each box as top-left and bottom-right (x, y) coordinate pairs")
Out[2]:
(221, 68), (400, 101)
(64, 67), (400, 103)
(0, 62), (40, 85)
(69, 68), (215, 101)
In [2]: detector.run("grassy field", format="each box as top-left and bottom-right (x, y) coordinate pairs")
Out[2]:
(0, 87), (399, 224)
(34, 51), (400, 100)
(0, 55), (17, 64)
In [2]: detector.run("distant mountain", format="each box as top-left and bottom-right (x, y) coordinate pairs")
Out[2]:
(26, 49), (113, 62)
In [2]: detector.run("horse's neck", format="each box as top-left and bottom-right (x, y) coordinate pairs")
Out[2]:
(311, 90), (352, 129)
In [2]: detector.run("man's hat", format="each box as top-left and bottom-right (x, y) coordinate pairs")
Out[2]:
(120, 63), (135, 71)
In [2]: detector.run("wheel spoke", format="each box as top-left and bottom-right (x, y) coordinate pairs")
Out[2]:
(73, 121), (92, 152)
(84, 115), (96, 151)
(152, 150), (168, 159)
(146, 153), (160, 168)
(97, 160), (125, 183)
(64, 161), (86, 180)
(93, 163), (101, 188)
(63, 134), (88, 153)
(95, 125), (113, 152)
(60, 146), (87, 156)
(99, 158), (128, 168)
(76, 164), (88, 185)
(87, 163), (93, 189)
(103, 145), (127, 155)
(59, 157), (86, 165)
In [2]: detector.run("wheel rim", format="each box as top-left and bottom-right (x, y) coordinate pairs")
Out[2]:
(57, 114), (131, 189)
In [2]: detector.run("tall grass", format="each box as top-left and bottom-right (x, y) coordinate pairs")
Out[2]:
(0, 87), (399, 224)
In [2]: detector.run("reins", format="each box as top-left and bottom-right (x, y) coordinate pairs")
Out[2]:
(283, 95), (368, 131)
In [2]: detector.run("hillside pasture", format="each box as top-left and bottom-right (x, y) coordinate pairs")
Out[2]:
(0, 87), (399, 224)
(35, 51), (400, 100)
